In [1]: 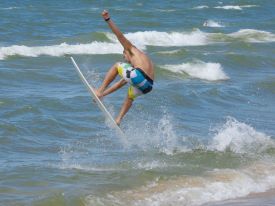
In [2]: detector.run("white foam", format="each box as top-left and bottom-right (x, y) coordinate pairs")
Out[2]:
(121, 29), (275, 47)
(228, 29), (275, 43)
(163, 61), (229, 81)
(209, 117), (275, 154)
(154, 113), (181, 154)
(102, 29), (275, 46)
(136, 160), (168, 170)
(215, 5), (242, 10)
(0, 7), (20, 10)
(57, 163), (123, 172)
(107, 30), (209, 47)
(156, 9), (177, 12)
(145, 163), (275, 206)
(1, 29), (274, 60)
(193, 5), (209, 9)
(214, 5), (257, 10)
(57, 143), (126, 172)
(203, 20), (224, 28)
(157, 49), (182, 55)
(85, 161), (275, 206)
(0, 30), (209, 59)
(124, 111), (186, 155)
(241, 5), (258, 8)
(0, 42), (122, 60)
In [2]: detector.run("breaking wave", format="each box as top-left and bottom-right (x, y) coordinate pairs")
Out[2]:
(84, 117), (275, 206)
(108, 30), (208, 47)
(85, 161), (275, 206)
(208, 117), (275, 154)
(1, 29), (274, 60)
(227, 29), (275, 43)
(214, 5), (258, 10)
(193, 5), (209, 9)
(203, 20), (224, 28)
(163, 61), (229, 81)
(0, 7), (20, 10)
(194, 5), (257, 10)
(0, 42), (122, 60)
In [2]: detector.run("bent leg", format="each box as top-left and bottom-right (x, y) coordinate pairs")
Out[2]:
(96, 62), (119, 98)
(115, 94), (133, 125)
(115, 86), (143, 125)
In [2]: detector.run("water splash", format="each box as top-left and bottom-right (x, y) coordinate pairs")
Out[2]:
(208, 117), (275, 154)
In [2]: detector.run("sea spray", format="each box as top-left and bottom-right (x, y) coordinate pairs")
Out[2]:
(208, 117), (275, 154)
(123, 108), (183, 154)
(155, 112), (179, 154)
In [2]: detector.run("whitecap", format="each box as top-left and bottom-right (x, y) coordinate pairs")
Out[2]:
(203, 20), (224, 28)
(85, 161), (275, 206)
(214, 5), (243, 10)
(193, 5), (209, 9)
(214, 5), (258, 10)
(208, 117), (275, 154)
(157, 49), (182, 55)
(1, 29), (274, 60)
(163, 61), (229, 81)
(0, 42), (123, 60)
(0, 30), (210, 59)
(0, 7), (20, 10)
(106, 30), (209, 47)
(228, 29), (275, 43)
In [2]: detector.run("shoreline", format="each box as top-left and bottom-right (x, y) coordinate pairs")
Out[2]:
(203, 188), (275, 206)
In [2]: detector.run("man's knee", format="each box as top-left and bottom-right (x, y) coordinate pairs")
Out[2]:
(114, 62), (121, 69)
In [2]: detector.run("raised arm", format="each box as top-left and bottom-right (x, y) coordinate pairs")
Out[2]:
(102, 10), (133, 52)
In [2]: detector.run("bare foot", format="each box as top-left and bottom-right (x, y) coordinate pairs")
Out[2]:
(94, 89), (103, 100)
(115, 118), (121, 126)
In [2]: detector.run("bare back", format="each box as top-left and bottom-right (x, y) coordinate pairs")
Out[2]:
(129, 47), (154, 80)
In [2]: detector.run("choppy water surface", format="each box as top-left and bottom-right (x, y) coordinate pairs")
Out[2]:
(1, 0), (275, 205)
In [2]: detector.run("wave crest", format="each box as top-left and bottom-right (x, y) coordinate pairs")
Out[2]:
(209, 117), (275, 154)
(0, 42), (122, 60)
(228, 29), (275, 43)
(214, 5), (258, 10)
(85, 162), (275, 206)
(1, 29), (274, 60)
(203, 20), (224, 28)
(163, 61), (229, 81)
(106, 30), (208, 47)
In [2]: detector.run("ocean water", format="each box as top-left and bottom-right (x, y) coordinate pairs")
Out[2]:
(1, 0), (275, 205)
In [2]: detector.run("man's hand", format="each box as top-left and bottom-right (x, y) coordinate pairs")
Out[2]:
(102, 10), (110, 21)
(101, 9), (133, 50)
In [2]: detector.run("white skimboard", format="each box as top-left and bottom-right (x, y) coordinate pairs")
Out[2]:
(70, 57), (127, 145)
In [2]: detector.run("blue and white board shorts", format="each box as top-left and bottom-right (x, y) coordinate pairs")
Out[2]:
(117, 62), (153, 100)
